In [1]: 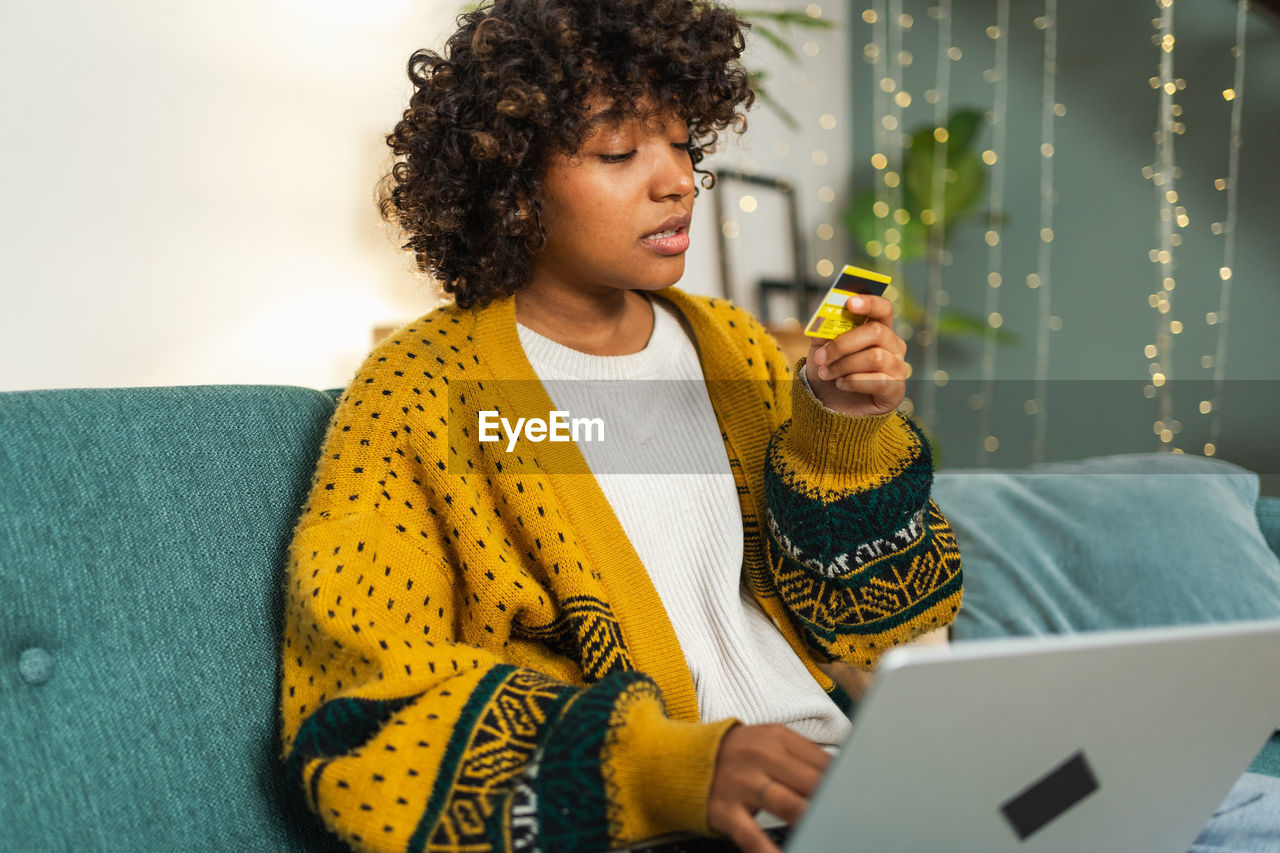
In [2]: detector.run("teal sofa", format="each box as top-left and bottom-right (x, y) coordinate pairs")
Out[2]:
(2, 385), (1279, 851)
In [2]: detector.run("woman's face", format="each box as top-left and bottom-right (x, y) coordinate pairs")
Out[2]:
(527, 103), (696, 302)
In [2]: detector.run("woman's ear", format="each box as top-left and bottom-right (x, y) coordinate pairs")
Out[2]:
(505, 196), (547, 251)
(504, 198), (533, 236)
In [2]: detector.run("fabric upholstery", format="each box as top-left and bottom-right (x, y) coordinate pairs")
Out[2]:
(1256, 493), (1280, 776)
(0, 386), (345, 852)
(934, 453), (1280, 778)
(934, 453), (1280, 638)
(3, 387), (1278, 852)
(1256, 496), (1280, 563)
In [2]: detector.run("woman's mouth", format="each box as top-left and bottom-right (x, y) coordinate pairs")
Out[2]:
(641, 224), (691, 256)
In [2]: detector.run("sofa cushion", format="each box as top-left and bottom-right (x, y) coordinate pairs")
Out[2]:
(0, 386), (346, 852)
(934, 453), (1280, 778)
(934, 453), (1280, 638)
(1257, 496), (1280, 562)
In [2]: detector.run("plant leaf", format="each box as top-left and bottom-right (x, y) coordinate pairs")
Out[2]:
(937, 310), (1018, 344)
(901, 117), (987, 225)
(943, 152), (985, 224)
(946, 108), (985, 152)
(842, 187), (882, 251)
(748, 71), (800, 130)
(737, 9), (837, 31)
(751, 23), (798, 62)
(897, 218), (929, 263)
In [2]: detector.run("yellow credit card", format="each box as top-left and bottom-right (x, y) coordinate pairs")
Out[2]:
(803, 265), (892, 339)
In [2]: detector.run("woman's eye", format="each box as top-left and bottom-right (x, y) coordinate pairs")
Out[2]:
(598, 151), (635, 163)
(674, 140), (697, 156)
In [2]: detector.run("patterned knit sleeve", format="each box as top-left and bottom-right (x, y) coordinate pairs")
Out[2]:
(281, 512), (735, 852)
(759, 358), (963, 671)
(284, 507), (737, 845)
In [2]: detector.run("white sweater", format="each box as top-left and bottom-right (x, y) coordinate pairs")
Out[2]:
(517, 295), (852, 746)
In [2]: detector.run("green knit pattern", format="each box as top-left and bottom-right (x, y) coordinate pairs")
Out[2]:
(763, 418), (963, 666)
(288, 694), (425, 811)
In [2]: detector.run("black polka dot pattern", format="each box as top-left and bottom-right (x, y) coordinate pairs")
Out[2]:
(278, 288), (960, 851)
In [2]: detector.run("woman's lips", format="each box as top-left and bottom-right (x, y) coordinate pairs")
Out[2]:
(640, 227), (691, 256)
(641, 213), (692, 255)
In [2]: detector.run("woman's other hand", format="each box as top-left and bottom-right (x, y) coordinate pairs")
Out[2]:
(707, 724), (832, 853)
(805, 294), (908, 418)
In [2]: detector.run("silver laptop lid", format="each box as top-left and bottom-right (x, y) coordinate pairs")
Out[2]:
(787, 619), (1280, 853)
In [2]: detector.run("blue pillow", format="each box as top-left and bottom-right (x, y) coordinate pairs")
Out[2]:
(933, 453), (1280, 639)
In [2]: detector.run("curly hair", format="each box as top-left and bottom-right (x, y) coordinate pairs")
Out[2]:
(378, 0), (754, 308)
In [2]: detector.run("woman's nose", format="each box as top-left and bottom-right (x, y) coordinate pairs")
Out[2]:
(651, 145), (695, 200)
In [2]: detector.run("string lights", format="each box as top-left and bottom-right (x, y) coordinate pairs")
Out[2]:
(863, 1), (913, 429)
(711, 2), (844, 317)
(976, 0), (1010, 464)
(918, 0), (952, 432)
(880, 0), (908, 321)
(734, 1), (1254, 471)
(885, 0), (907, 285)
(811, 0), (839, 285)
(1028, 0), (1059, 463)
(1204, 0), (1249, 458)
(867, 1), (890, 270)
(863, 2), (910, 295)
(1145, 0), (1182, 452)
(804, 2), (838, 284)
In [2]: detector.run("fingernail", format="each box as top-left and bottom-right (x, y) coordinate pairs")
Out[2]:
(813, 348), (826, 366)
(818, 366), (829, 379)
(849, 296), (865, 311)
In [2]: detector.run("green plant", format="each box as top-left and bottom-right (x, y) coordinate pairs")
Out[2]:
(842, 107), (1015, 344)
(737, 8), (836, 130)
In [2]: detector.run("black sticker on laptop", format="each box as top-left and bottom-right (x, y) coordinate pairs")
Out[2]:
(1000, 750), (1100, 841)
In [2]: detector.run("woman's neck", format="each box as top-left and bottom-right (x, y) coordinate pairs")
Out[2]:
(514, 285), (656, 356)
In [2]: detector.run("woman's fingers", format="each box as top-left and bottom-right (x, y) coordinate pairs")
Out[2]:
(803, 291), (909, 416)
(720, 811), (784, 853)
(777, 727), (833, 780)
(816, 348), (909, 402)
(758, 777), (811, 824)
(708, 724), (833, 843)
(846, 293), (894, 326)
(822, 346), (907, 379)
(810, 320), (906, 375)
(761, 753), (826, 805)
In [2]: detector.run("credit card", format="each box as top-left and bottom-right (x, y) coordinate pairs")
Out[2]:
(803, 265), (892, 339)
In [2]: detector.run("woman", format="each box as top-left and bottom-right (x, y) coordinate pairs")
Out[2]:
(279, 1), (961, 851)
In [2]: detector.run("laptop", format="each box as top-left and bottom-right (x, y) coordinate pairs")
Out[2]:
(786, 619), (1280, 853)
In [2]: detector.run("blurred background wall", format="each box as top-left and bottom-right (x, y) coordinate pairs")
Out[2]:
(0, 0), (458, 390)
(2, 0), (1276, 482)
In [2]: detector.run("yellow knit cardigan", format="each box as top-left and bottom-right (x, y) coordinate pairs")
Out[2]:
(280, 287), (962, 852)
